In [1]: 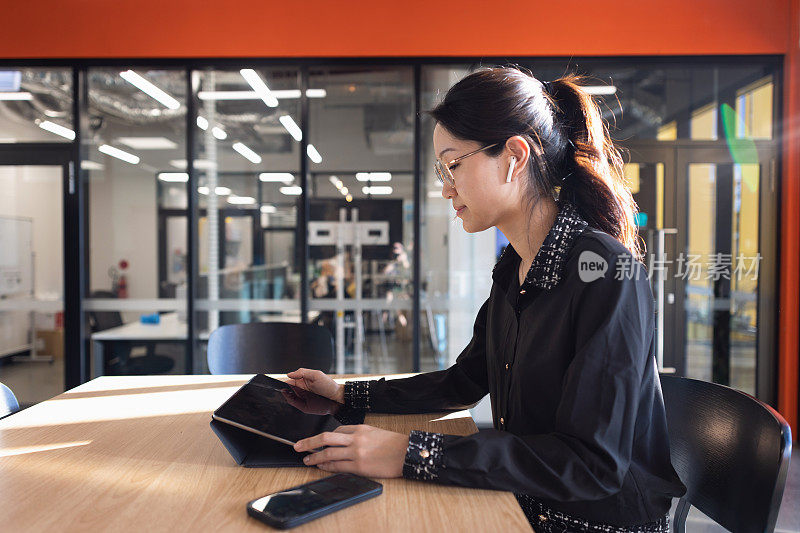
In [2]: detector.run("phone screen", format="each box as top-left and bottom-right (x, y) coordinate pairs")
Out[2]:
(249, 474), (381, 523)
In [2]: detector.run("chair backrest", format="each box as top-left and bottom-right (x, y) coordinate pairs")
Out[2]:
(1, 382), (19, 418)
(87, 290), (123, 332)
(660, 375), (792, 533)
(207, 322), (334, 374)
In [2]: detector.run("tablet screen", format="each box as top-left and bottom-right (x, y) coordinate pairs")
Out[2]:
(213, 375), (345, 444)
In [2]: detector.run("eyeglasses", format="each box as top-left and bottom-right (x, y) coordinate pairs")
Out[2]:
(434, 143), (501, 189)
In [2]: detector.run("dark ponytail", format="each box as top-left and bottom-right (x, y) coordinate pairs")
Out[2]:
(545, 75), (643, 262)
(430, 67), (643, 263)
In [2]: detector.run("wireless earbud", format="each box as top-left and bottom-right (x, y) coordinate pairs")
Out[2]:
(506, 157), (517, 183)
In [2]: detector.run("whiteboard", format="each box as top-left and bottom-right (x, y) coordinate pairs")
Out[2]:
(0, 216), (33, 297)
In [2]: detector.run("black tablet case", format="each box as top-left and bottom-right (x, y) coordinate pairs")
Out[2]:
(210, 419), (306, 467)
(210, 377), (367, 468)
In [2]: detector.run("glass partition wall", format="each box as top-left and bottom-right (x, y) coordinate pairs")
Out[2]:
(82, 68), (188, 377)
(189, 67), (302, 373)
(307, 66), (415, 374)
(0, 57), (781, 407)
(0, 68), (73, 405)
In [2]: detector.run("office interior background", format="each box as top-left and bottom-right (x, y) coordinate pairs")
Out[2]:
(0, 0), (797, 450)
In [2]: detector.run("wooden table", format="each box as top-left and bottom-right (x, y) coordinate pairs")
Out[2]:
(0, 374), (532, 532)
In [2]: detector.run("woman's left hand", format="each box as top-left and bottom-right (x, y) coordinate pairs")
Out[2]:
(294, 425), (409, 478)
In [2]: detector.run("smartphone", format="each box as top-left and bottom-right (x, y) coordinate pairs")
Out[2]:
(246, 473), (383, 529)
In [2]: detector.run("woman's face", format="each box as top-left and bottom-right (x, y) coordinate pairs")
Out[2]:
(433, 123), (517, 233)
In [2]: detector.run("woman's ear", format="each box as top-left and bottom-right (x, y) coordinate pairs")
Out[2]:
(504, 136), (530, 181)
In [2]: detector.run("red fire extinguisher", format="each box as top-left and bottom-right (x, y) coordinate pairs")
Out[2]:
(117, 259), (129, 299)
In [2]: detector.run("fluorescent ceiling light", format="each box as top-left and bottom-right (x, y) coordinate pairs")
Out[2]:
(0, 92), (32, 100)
(345, 194), (353, 202)
(169, 159), (217, 170)
(362, 186), (393, 195)
(306, 144), (322, 164)
(197, 89), (325, 100)
(279, 115), (302, 141)
(232, 142), (262, 164)
(199, 91), (263, 100)
(198, 186), (233, 196)
(328, 175), (341, 187)
(0, 71), (21, 92)
(117, 136), (177, 150)
(211, 127), (227, 140)
(120, 70), (181, 110)
(259, 172), (294, 183)
(356, 172), (391, 182)
(239, 69), (278, 108)
(260, 204), (277, 214)
(38, 120), (75, 140)
(215, 186), (231, 195)
(280, 186), (302, 196)
(82, 160), (104, 170)
(340, 186), (349, 195)
(99, 144), (140, 165)
(158, 172), (189, 182)
(196, 116), (209, 130)
(584, 85), (617, 96)
(228, 195), (255, 205)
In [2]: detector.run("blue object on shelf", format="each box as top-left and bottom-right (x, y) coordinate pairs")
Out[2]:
(140, 313), (161, 325)
(635, 212), (648, 227)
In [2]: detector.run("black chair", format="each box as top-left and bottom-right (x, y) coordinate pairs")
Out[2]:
(1, 382), (19, 419)
(207, 322), (334, 374)
(88, 291), (175, 375)
(660, 375), (792, 533)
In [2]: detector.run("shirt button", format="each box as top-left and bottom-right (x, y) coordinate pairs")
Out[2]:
(519, 289), (526, 294)
(538, 515), (547, 522)
(419, 449), (430, 458)
(505, 363), (510, 370)
(499, 417), (505, 425)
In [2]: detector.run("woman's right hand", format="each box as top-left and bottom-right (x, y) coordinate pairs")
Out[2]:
(286, 368), (344, 404)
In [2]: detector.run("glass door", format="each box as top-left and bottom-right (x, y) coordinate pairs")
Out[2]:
(624, 142), (778, 400)
(0, 163), (66, 405)
(623, 144), (679, 372)
(676, 146), (778, 398)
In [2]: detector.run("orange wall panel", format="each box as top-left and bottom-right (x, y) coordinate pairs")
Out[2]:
(780, 0), (800, 438)
(0, 0), (792, 58)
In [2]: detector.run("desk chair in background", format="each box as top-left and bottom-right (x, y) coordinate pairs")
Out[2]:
(207, 322), (334, 374)
(88, 291), (175, 375)
(660, 375), (792, 533)
(1, 382), (19, 419)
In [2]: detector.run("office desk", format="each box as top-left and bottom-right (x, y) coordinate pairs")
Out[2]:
(91, 312), (318, 377)
(90, 313), (195, 377)
(0, 375), (532, 532)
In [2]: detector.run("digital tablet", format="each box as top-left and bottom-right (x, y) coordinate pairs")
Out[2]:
(212, 374), (363, 447)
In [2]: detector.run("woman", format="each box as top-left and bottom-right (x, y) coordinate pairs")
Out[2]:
(287, 67), (686, 532)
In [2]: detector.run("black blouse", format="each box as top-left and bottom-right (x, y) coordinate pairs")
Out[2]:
(343, 201), (686, 527)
